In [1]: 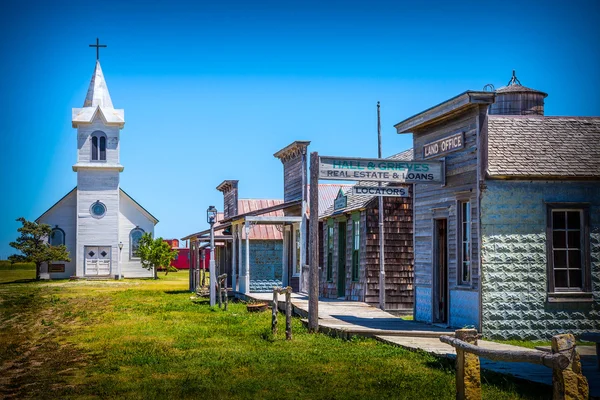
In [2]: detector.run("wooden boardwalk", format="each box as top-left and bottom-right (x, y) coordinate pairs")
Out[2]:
(245, 292), (599, 397)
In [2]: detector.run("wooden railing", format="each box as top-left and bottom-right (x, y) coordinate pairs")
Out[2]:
(272, 286), (293, 340)
(440, 329), (589, 400)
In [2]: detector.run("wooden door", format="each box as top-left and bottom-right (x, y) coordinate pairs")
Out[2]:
(97, 247), (111, 275)
(337, 221), (347, 298)
(85, 247), (99, 275)
(434, 219), (448, 323)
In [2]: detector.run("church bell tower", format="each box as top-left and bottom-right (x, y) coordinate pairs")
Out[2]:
(71, 53), (125, 277)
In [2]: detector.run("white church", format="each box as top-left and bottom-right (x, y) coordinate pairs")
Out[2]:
(36, 59), (158, 279)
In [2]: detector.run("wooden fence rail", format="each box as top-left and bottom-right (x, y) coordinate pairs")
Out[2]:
(272, 286), (292, 340)
(440, 329), (588, 400)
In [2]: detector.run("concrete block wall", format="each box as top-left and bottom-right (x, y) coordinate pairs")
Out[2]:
(480, 180), (600, 339)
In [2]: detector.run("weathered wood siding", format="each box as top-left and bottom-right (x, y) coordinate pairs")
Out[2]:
(412, 105), (484, 327)
(118, 192), (155, 278)
(283, 155), (303, 202)
(364, 193), (414, 311)
(38, 190), (77, 279)
(77, 118), (120, 164)
(76, 169), (120, 277)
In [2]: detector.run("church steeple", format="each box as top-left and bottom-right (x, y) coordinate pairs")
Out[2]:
(83, 61), (114, 108)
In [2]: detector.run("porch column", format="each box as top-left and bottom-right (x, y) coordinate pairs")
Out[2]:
(232, 225), (237, 292)
(282, 226), (288, 287)
(237, 224), (243, 293)
(244, 221), (251, 294)
(300, 215), (307, 293)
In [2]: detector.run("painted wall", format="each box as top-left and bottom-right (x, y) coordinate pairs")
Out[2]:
(38, 190), (77, 279)
(118, 193), (155, 278)
(481, 180), (600, 339)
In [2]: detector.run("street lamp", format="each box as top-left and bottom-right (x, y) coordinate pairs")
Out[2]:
(207, 205), (218, 307)
(118, 241), (123, 280)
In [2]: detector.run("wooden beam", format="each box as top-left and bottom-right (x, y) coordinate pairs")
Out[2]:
(308, 152), (319, 332)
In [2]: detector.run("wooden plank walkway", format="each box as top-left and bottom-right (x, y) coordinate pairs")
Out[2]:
(244, 292), (599, 397)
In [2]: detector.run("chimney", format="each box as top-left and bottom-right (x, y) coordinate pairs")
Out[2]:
(274, 141), (311, 203)
(216, 180), (239, 219)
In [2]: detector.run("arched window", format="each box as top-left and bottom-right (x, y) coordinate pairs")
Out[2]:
(130, 227), (145, 259)
(50, 226), (65, 246)
(91, 131), (107, 161)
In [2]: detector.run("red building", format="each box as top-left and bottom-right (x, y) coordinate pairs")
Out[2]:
(163, 239), (191, 270)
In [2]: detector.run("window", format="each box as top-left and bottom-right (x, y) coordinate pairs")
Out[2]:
(50, 227), (65, 246)
(130, 227), (145, 259)
(327, 224), (334, 281)
(459, 201), (471, 285)
(547, 204), (590, 293)
(90, 201), (106, 219)
(91, 131), (107, 161)
(351, 217), (360, 281)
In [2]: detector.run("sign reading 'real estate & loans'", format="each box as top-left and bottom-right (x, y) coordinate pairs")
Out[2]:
(423, 132), (464, 159)
(353, 186), (409, 197)
(319, 156), (443, 184)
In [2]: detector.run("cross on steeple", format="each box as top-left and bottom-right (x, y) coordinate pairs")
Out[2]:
(89, 38), (107, 61)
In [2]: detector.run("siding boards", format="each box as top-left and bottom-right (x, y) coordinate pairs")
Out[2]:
(283, 156), (303, 202)
(412, 105), (483, 326)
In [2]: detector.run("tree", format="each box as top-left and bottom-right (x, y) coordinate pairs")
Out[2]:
(137, 233), (177, 279)
(9, 217), (71, 280)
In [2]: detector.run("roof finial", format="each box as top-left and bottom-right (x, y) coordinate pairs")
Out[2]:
(507, 69), (521, 86)
(89, 38), (107, 61)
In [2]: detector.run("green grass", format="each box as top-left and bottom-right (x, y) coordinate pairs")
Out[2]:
(0, 260), (36, 270)
(0, 271), (552, 399)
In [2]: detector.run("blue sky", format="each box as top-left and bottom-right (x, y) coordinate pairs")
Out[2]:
(1, 0), (599, 257)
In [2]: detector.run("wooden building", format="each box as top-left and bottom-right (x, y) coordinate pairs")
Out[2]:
(394, 73), (600, 339)
(319, 150), (414, 313)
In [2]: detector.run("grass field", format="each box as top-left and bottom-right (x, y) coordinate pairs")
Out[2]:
(0, 268), (552, 399)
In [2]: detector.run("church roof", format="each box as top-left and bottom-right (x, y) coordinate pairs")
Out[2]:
(72, 61), (125, 127)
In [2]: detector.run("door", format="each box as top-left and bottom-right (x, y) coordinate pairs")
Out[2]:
(337, 221), (347, 298)
(85, 246), (111, 276)
(85, 247), (99, 275)
(434, 219), (448, 324)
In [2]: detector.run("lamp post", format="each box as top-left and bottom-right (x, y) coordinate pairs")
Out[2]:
(207, 205), (218, 307)
(118, 241), (123, 280)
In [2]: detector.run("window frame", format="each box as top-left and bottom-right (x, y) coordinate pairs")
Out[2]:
(50, 227), (65, 247)
(91, 131), (107, 162)
(546, 203), (591, 295)
(457, 200), (472, 286)
(292, 226), (301, 277)
(351, 214), (360, 282)
(130, 227), (145, 260)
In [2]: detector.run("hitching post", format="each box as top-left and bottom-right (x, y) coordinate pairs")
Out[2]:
(207, 205), (217, 307)
(455, 328), (481, 400)
(308, 152), (319, 332)
(551, 334), (588, 400)
(377, 101), (385, 310)
(272, 289), (278, 335)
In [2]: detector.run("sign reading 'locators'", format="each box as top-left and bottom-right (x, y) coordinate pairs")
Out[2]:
(319, 156), (443, 183)
(353, 186), (409, 197)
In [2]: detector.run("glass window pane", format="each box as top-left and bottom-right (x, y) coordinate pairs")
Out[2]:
(553, 211), (566, 229)
(569, 270), (582, 289)
(567, 231), (580, 248)
(554, 250), (567, 268)
(568, 250), (581, 270)
(91, 136), (98, 160)
(554, 270), (568, 288)
(100, 136), (106, 161)
(553, 231), (566, 248)
(462, 263), (470, 282)
(463, 242), (470, 261)
(567, 211), (580, 230)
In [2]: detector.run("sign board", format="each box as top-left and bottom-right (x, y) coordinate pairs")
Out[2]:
(333, 188), (347, 210)
(423, 132), (464, 159)
(353, 186), (409, 197)
(319, 156), (443, 184)
(49, 264), (65, 273)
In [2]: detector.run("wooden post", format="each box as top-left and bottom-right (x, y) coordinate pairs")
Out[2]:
(216, 277), (222, 308)
(377, 101), (386, 311)
(285, 287), (292, 340)
(551, 334), (588, 400)
(308, 152), (319, 333)
(232, 226), (237, 292)
(272, 289), (278, 335)
(223, 287), (228, 311)
(455, 329), (481, 400)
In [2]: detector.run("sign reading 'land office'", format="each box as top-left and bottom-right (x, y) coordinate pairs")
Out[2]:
(319, 156), (443, 184)
(423, 132), (464, 159)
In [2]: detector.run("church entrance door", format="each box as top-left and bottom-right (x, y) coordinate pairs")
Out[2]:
(85, 246), (111, 276)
